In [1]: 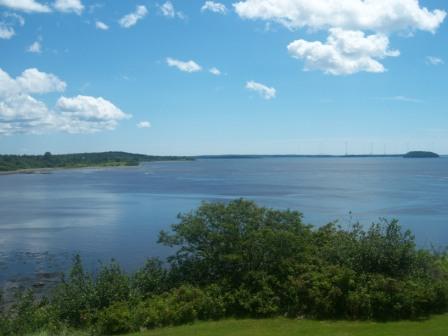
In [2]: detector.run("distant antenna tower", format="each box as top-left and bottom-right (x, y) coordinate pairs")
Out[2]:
(370, 143), (374, 155)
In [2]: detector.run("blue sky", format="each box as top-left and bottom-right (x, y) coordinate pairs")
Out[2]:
(0, 0), (447, 155)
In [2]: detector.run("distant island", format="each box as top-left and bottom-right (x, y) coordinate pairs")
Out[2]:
(0, 151), (192, 172)
(403, 151), (440, 158)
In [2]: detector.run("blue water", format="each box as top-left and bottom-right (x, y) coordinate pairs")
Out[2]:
(1, 158), (447, 285)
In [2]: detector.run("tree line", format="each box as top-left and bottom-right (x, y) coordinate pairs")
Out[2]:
(0, 151), (191, 172)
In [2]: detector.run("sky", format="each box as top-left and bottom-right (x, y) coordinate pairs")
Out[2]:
(0, 0), (447, 155)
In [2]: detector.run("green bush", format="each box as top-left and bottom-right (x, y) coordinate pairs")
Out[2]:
(132, 258), (168, 299)
(94, 261), (130, 309)
(2, 200), (448, 335)
(95, 302), (133, 335)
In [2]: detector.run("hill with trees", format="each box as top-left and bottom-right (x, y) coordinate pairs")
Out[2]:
(0, 152), (192, 172)
(403, 151), (440, 158)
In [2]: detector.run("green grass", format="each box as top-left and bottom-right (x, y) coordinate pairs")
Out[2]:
(129, 315), (448, 336)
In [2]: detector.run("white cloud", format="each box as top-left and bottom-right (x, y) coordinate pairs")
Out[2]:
(56, 95), (130, 132)
(27, 40), (42, 53)
(233, 0), (446, 34)
(287, 28), (400, 75)
(137, 121), (151, 128)
(201, 1), (227, 14)
(160, 1), (174, 17)
(119, 5), (148, 28)
(159, 1), (185, 19)
(95, 21), (109, 30)
(16, 68), (67, 93)
(0, 67), (130, 135)
(234, 0), (445, 76)
(209, 67), (221, 76)
(53, 0), (84, 15)
(6, 13), (25, 26)
(245, 80), (276, 99)
(166, 57), (202, 73)
(381, 96), (423, 103)
(426, 56), (444, 66)
(0, 25), (14, 39)
(0, 12), (25, 39)
(0, 0), (51, 13)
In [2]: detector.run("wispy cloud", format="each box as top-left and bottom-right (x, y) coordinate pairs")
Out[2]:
(245, 81), (276, 100)
(166, 57), (202, 73)
(27, 40), (42, 53)
(95, 21), (109, 30)
(137, 121), (151, 128)
(426, 56), (444, 66)
(379, 96), (423, 103)
(159, 1), (185, 19)
(209, 67), (221, 76)
(0, 12), (25, 39)
(53, 0), (84, 15)
(119, 5), (148, 28)
(201, 1), (227, 14)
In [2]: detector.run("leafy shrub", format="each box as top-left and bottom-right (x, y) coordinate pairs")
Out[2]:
(94, 261), (130, 309)
(51, 255), (96, 327)
(132, 258), (168, 299)
(2, 200), (448, 335)
(95, 302), (133, 335)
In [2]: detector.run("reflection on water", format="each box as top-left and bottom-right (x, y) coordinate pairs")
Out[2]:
(1, 158), (448, 290)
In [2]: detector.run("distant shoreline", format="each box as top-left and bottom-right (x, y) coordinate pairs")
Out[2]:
(0, 151), (193, 174)
(0, 160), (194, 175)
(0, 151), (441, 175)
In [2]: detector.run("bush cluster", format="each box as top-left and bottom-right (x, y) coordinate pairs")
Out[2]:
(1, 200), (447, 335)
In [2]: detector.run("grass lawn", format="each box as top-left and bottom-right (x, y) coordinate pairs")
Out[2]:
(129, 314), (448, 336)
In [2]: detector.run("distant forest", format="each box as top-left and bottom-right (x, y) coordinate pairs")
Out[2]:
(0, 152), (191, 172)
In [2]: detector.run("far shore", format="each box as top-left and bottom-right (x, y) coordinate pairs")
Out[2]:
(0, 160), (194, 176)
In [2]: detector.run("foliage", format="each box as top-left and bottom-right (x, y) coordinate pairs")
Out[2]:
(1, 200), (448, 335)
(0, 151), (192, 172)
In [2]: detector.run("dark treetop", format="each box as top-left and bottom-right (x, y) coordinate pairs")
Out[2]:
(403, 151), (440, 158)
(0, 151), (192, 172)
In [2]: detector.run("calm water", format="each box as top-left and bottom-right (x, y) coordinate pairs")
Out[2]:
(1, 157), (448, 286)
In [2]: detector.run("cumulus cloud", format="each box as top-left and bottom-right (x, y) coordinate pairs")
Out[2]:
(426, 56), (444, 66)
(0, 13), (25, 39)
(234, 0), (445, 76)
(27, 40), (42, 53)
(56, 95), (130, 132)
(0, 67), (130, 135)
(137, 121), (151, 128)
(245, 80), (276, 99)
(0, 0), (51, 13)
(119, 5), (148, 28)
(166, 58), (202, 73)
(233, 0), (446, 34)
(53, 0), (84, 14)
(95, 21), (109, 30)
(201, 1), (227, 14)
(16, 68), (67, 93)
(209, 67), (221, 76)
(287, 28), (400, 75)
